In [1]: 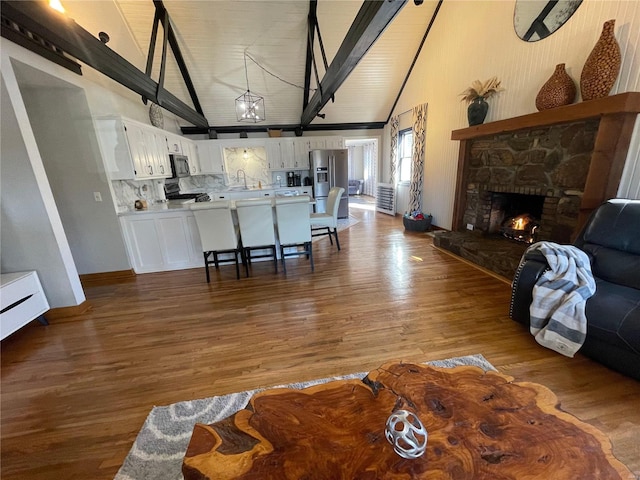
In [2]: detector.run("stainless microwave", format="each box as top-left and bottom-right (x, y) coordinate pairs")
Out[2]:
(169, 154), (190, 178)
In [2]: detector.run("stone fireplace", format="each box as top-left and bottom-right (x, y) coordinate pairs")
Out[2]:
(463, 119), (598, 244)
(434, 92), (640, 279)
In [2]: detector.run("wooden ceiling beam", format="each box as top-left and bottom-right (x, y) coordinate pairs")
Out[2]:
(181, 121), (386, 135)
(302, 1), (317, 110)
(1, 1), (208, 128)
(153, 1), (204, 115)
(300, 0), (407, 127)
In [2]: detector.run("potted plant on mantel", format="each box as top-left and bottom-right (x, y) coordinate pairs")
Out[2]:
(460, 77), (504, 126)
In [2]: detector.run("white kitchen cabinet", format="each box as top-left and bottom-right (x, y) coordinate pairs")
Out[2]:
(95, 117), (172, 180)
(119, 212), (203, 273)
(292, 136), (343, 169)
(308, 137), (328, 150)
(299, 136), (344, 150)
(186, 215), (203, 255)
(181, 139), (201, 175)
(293, 138), (312, 167)
(124, 121), (152, 178)
(165, 134), (183, 155)
(196, 140), (226, 174)
(280, 139), (297, 168)
(266, 139), (296, 170)
(324, 136), (345, 149)
(156, 215), (199, 268)
(151, 131), (171, 177)
(139, 127), (172, 178)
(266, 138), (303, 170)
(294, 137), (322, 161)
(265, 140), (282, 170)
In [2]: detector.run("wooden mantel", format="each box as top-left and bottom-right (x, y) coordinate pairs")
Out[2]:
(450, 92), (640, 235)
(452, 92), (640, 140)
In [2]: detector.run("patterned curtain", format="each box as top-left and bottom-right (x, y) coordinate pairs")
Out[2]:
(362, 141), (377, 197)
(347, 145), (356, 179)
(389, 115), (399, 186)
(408, 103), (427, 212)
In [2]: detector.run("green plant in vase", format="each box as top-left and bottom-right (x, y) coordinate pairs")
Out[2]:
(460, 77), (504, 126)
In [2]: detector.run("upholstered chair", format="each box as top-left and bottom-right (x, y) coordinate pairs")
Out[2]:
(311, 187), (345, 250)
(275, 196), (313, 273)
(190, 202), (242, 282)
(235, 198), (278, 275)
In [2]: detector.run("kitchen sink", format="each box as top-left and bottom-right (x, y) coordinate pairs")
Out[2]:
(226, 185), (275, 191)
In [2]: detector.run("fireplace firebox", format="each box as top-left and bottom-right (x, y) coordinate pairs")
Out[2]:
(501, 214), (539, 243)
(490, 192), (544, 243)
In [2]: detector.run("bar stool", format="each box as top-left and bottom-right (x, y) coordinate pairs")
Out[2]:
(190, 202), (242, 282)
(311, 187), (345, 250)
(235, 198), (278, 275)
(275, 196), (313, 274)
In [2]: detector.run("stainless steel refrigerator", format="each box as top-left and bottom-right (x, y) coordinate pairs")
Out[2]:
(310, 149), (349, 218)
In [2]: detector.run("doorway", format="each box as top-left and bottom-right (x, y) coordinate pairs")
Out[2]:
(345, 138), (378, 210)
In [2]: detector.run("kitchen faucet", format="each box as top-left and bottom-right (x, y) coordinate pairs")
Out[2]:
(237, 169), (247, 189)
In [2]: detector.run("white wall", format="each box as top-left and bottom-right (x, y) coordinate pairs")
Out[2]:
(0, 36), (187, 276)
(387, 0), (640, 229)
(16, 64), (131, 275)
(1, 76), (85, 308)
(0, 36), (195, 308)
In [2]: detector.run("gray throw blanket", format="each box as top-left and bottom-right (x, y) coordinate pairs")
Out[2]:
(527, 241), (596, 357)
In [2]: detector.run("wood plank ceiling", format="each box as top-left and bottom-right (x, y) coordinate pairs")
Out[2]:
(63, 0), (439, 129)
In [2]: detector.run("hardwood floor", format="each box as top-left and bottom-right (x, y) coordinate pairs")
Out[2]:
(2, 207), (639, 479)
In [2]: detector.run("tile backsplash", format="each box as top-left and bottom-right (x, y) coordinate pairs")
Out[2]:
(112, 170), (311, 212)
(111, 179), (162, 211)
(112, 175), (226, 211)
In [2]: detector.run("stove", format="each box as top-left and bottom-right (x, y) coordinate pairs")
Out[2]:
(166, 193), (210, 201)
(164, 183), (210, 202)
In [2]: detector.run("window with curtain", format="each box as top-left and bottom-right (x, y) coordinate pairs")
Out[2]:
(398, 129), (413, 184)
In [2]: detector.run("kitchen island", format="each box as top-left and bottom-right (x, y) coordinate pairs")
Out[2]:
(118, 187), (314, 274)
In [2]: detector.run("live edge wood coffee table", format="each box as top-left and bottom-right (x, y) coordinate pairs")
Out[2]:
(183, 363), (633, 479)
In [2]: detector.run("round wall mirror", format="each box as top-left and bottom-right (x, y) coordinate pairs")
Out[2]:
(514, 0), (582, 42)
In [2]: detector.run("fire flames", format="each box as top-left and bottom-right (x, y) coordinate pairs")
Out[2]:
(501, 214), (539, 244)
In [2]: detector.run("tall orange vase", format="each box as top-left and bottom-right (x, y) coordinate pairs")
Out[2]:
(580, 19), (621, 101)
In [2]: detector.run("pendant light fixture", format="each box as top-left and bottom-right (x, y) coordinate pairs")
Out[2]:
(235, 52), (265, 123)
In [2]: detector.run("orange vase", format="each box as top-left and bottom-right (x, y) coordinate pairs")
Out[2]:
(580, 19), (621, 101)
(535, 63), (576, 111)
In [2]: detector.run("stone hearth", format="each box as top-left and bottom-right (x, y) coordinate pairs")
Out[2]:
(434, 231), (527, 279)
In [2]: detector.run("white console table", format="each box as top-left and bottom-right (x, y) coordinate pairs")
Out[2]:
(1, 271), (49, 340)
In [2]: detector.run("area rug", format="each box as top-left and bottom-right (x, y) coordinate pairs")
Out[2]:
(336, 215), (359, 230)
(114, 354), (495, 480)
(311, 215), (359, 244)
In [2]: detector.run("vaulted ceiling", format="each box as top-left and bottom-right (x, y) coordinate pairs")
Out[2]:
(18, 0), (441, 131)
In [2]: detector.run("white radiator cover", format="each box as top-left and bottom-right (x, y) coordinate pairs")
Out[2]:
(376, 183), (395, 216)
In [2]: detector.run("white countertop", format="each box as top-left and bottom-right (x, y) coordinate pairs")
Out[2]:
(117, 186), (314, 215)
(118, 194), (315, 216)
(118, 201), (194, 216)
